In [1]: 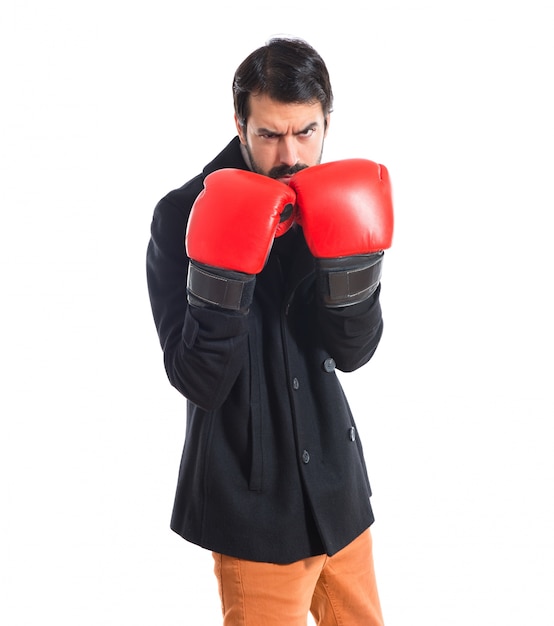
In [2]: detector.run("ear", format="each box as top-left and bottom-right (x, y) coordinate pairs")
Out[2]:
(323, 114), (331, 137)
(234, 114), (247, 144)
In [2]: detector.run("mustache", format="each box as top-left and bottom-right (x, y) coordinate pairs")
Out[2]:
(268, 163), (308, 179)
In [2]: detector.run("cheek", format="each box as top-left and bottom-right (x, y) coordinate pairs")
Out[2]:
(251, 144), (278, 169)
(300, 140), (325, 166)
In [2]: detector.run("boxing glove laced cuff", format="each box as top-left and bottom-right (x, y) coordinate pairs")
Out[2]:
(317, 252), (384, 307)
(187, 262), (255, 312)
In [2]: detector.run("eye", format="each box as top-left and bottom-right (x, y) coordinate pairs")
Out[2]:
(299, 127), (316, 138)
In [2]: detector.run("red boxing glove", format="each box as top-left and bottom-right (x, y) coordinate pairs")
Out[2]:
(290, 159), (393, 257)
(289, 159), (394, 306)
(185, 168), (296, 311)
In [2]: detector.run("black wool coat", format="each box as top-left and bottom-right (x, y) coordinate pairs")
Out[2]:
(146, 137), (385, 564)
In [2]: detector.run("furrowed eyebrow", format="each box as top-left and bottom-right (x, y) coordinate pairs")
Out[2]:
(294, 122), (319, 135)
(256, 127), (281, 136)
(255, 122), (320, 137)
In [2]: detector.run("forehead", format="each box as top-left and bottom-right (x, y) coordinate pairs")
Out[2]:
(247, 93), (325, 130)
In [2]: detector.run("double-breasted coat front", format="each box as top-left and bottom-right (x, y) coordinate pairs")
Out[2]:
(146, 137), (384, 564)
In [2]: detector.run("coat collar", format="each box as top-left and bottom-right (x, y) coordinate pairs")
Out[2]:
(202, 136), (247, 177)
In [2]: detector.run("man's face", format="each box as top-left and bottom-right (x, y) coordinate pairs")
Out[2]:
(235, 93), (330, 184)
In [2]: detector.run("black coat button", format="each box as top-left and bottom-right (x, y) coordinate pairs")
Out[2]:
(322, 358), (336, 372)
(302, 450), (310, 464)
(292, 377), (300, 390)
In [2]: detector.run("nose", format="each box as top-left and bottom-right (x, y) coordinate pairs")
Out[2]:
(279, 136), (298, 167)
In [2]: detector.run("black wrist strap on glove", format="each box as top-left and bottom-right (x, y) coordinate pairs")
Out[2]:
(317, 252), (384, 307)
(187, 261), (255, 313)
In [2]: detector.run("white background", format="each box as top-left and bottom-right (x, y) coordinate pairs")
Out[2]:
(2, 1), (553, 624)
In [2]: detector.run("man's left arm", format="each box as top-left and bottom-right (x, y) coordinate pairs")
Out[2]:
(315, 285), (384, 372)
(290, 158), (394, 371)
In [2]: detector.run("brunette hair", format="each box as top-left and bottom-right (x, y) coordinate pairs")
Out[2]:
(233, 37), (333, 128)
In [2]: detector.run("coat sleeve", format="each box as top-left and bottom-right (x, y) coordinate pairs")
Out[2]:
(146, 194), (249, 411)
(316, 284), (384, 373)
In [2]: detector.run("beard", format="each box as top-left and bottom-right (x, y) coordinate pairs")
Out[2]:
(267, 162), (308, 179)
(243, 141), (323, 179)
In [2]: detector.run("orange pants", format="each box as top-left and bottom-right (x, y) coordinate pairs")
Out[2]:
(213, 529), (384, 625)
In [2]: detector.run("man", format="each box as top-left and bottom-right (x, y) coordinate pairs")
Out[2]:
(146, 37), (393, 625)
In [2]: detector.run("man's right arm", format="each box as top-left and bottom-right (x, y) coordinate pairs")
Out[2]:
(146, 192), (250, 411)
(146, 169), (295, 410)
